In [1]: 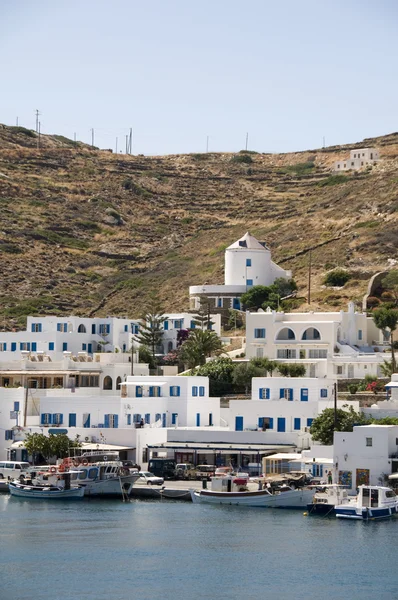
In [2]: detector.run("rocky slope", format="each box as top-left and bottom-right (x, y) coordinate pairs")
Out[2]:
(0, 123), (397, 328)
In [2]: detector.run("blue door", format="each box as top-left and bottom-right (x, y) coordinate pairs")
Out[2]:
(277, 417), (286, 432)
(233, 298), (240, 310)
(301, 388), (309, 402)
(235, 416), (244, 431)
(88, 343), (92, 354)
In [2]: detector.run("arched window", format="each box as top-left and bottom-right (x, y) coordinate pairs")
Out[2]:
(78, 324), (86, 333)
(302, 327), (321, 341)
(103, 376), (112, 390)
(275, 328), (296, 341)
(116, 376), (122, 389)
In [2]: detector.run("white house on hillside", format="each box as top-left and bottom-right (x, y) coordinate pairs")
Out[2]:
(246, 302), (389, 379)
(334, 148), (379, 172)
(190, 232), (291, 312)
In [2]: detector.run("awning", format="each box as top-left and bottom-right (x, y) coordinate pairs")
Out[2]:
(388, 473), (398, 480)
(385, 382), (398, 388)
(263, 453), (301, 460)
(302, 458), (333, 465)
(123, 381), (167, 386)
(80, 442), (135, 451)
(147, 442), (295, 454)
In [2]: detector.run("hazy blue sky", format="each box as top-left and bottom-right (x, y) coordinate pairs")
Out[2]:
(1, 0), (397, 155)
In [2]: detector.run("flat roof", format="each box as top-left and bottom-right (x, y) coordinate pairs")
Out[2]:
(264, 453), (301, 460)
(147, 442), (295, 453)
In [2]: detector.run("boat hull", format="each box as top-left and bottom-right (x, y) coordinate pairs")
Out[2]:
(307, 503), (335, 515)
(9, 482), (84, 500)
(190, 487), (314, 508)
(335, 505), (398, 520)
(80, 475), (137, 497)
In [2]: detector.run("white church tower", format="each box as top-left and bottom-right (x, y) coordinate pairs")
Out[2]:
(190, 232), (292, 315)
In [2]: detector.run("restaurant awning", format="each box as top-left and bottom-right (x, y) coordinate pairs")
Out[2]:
(80, 442), (135, 451)
(147, 442), (295, 454)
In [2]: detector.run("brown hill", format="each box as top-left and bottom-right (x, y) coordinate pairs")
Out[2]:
(0, 123), (397, 329)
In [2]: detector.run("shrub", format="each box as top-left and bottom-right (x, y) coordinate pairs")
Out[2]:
(348, 384), (358, 395)
(231, 154), (253, 164)
(323, 269), (351, 287)
(367, 296), (381, 308)
(318, 174), (350, 187)
(9, 126), (36, 138)
(280, 162), (315, 176)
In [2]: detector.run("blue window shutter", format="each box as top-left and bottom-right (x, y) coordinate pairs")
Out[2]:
(320, 389), (327, 398)
(31, 324), (34, 332)
(269, 418), (274, 429)
(27, 343), (30, 351)
(41, 413), (46, 425)
(127, 414), (131, 425)
(192, 386), (198, 396)
(2, 343), (6, 351)
(114, 415), (118, 428)
(136, 386), (142, 397)
(301, 388), (309, 402)
(31, 342), (37, 352)
(164, 320), (169, 331)
(279, 389), (284, 399)
(124, 325), (128, 332)
(176, 386), (180, 397)
(104, 414), (109, 428)
(172, 413), (177, 425)
(11, 342), (16, 352)
(196, 413), (200, 427)
(49, 342), (54, 351)
(162, 413), (166, 427)
(14, 402), (20, 412)
(170, 386), (174, 397)
(294, 418), (301, 430)
(92, 324), (96, 334)
(155, 413), (161, 422)
(106, 324), (110, 334)
(57, 324), (61, 332)
(145, 413), (150, 424)
(266, 388), (270, 399)
(88, 343), (92, 353)
(62, 342), (68, 351)
(289, 389), (293, 401)
(259, 388), (263, 399)
(307, 418), (313, 427)
(82, 344), (87, 351)
(258, 417), (264, 428)
(199, 386), (204, 397)
(190, 321), (195, 329)
(149, 386), (153, 397)
(59, 414), (63, 425)
(69, 413), (76, 427)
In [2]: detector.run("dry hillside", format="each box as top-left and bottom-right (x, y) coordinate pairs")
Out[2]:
(0, 123), (397, 329)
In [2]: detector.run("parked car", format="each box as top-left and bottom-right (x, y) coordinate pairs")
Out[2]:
(195, 465), (216, 480)
(122, 461), (141, 472)
(214, 467), (233, 477)
(148, 458), (176, 480)
(175, 463), (196, 480)
(137, 471), (164, 486)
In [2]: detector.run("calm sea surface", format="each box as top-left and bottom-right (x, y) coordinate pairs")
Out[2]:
(1, 494), (397, 600)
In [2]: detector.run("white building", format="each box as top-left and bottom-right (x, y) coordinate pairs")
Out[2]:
(334, 424), (398, 492)
(190, 232), (291, 312)
(246, 302), (389, 379)
(161, 313), (222, 353)
(334, 147), (379, 172)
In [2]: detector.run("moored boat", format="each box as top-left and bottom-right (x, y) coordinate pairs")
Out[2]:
(307, 484), (349, 515)
(335, 485), (398, 520)
(190, 476), (314, 508)
(9, 478), (84, 500)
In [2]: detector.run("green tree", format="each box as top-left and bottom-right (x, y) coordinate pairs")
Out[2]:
(231, 362), (264, 394)
(323, 269), (351, 287)
(382, 270), (398, 306)
(138, 345), (156, 369)
(192, 296), (214, 330)
(379, 360), (393, 378)
(241, 285), (275, 310)
(192, 356), (235, 395)
(241, 280), (297, 311)
(272, 278), (298, 298)
(310, 406), (369, 445)
(373, 307), (398, 372)
(250, 357), (278, 376)
(24, 433), (81, 464)
(276, 363), (306, 377)
(180, 329), (222, 369)
(134, 301), (167, 365)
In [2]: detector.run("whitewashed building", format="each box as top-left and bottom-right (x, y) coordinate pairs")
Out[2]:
(246, 302), (389, 379)
(190, 232), (291, 312)
(161, 313), (222, 353)
(334, 424), (398, 492)
(334, 147), (379, 172)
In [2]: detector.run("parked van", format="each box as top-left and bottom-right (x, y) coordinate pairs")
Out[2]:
(195, 465), (216, 480)
(175, 463), (196, 480)
(147, 458), (176, 480)
(0, 461), (30, 481)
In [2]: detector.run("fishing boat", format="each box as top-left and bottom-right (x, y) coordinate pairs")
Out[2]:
(335, 485), (398, 520)
(190, 476), (314, 508)
(9, 475), (84, 500)
(25, 452), (140, 498)
(307, 484), (349, 515)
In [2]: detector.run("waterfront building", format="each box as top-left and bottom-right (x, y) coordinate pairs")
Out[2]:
(245, 302), (389, 379)
(189, 232), (291, 313)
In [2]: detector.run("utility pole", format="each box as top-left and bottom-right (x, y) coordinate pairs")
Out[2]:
(322, 136), (325, 148)
(91, 128), (94, 147)
(116, 137), (118, 154)
(35, 109), (40, 133)
(37, 122), (41, 150)
(74, 132), (76, 142)
(129, 128), (132, 154)
(307, 250), (312, 305)
(245, 132), (249, 151)
(125, 135), (128, 154)
(333, 382), (338, 430)
(16, 117), (19, 126)
(206, 136), (209, 153)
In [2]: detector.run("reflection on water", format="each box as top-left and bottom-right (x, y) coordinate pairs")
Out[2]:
(1, 496), (398, 600)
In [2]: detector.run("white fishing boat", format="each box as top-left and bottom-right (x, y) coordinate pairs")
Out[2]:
(335, 485), (398, 520)
(307, 485), (349, 515)
(9, 478), (84, 500)
(25, 452), (140, 498)
(190, 476), (314, 508)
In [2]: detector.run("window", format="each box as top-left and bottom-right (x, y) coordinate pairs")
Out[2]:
(80, 375), (99, 387)
(366, 437), (373, 447)
(320, 389), (328, 398)
(155, 413), (161, 422)
(62, 343), (68, 351)
(48, 342), (54, 351)
(78, 324), (86, 333)
(170, 386), (180, 397)
(246, 279), (253, 287)
(302, 328), (321, 341)
(358, 330), (363, 341)
(254, 328), (266, 339)
(163, 320), (169, 331)
(14, 402), (20, 412)
(337, 366), (344, 375)
(57, 323), (68, 332)
(150, 386), (161, 397)
(91, 324), (96, 334)
(277, 349), (296, 359)
(31, 323), (42, 332)
(300, 389), (308, 402)
(5, 430), (13, 440)
(172, 413), (178, 425)
(306, 418), (313, 427)
(280, 388), (293, 401)
(124, 325), (128, 332)
(82, 343), (87, 351)
(11, 342), (16, 352)
(351, 162), (354, 166)
(69, 413), (76, 427)
(294, 418), (301, 431)
(217, 298), (222, 308)
(20, 342), (31, 351)
(133, 414), (142, 424)
(53, 413), (63, 425)
(192, 386), (198, 396)
(239, 240), (247, 247)
(99, 324), (110, 335)
(299, 349), (305, 359)
(190, 320), (196, 328)
(246, 258), (252, 267)
(199, 386), (205, 396)
(136, 386), (143, 397)
(0, 343), (6, 352)
(83, 413), (91, 428)
(103, 376), (112, 390)
(127, 414), (132, 425)
(174, 319), (183, 329)
(41, 413), (51, 425)
(276, 328), (296, 341)
(196, 413), (201, 426)
(308, 349), (327, 359)
(259, 388), (270, 399)
(145, 413), (150, 424)
(105, 414), (118, 428)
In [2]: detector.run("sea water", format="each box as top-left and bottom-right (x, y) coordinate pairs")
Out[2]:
(1, 495), (397, 600)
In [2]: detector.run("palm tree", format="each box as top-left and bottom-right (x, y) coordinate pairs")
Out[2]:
(180, 329), (222, 369)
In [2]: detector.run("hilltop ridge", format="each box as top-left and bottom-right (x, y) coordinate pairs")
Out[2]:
(0, 123), (397, 328)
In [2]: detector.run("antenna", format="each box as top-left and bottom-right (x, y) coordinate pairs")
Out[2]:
(35, 109), (41, 133)
(322, 136), (325, 148)
(91, 128), (94, 147)
(245, 132), (249, 151)
(16, 117), (19, 126)
(74, 132), (76, 142)
(116, 137), (118, 154)
(206, 135), (209, 153)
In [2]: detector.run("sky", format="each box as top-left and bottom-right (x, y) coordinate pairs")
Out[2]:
(1, 0), (397, 155)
